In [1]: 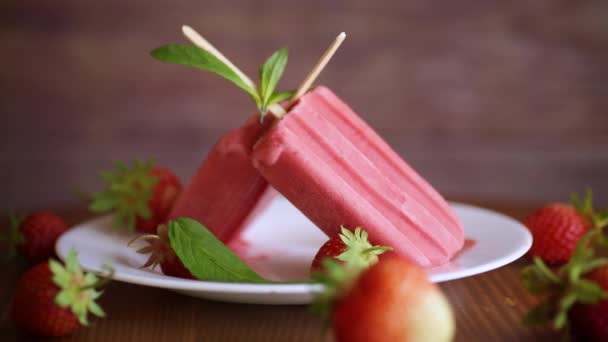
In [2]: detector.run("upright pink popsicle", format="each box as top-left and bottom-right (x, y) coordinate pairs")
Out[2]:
(252, 86), (464, 267)
(168, 115), (275, 243)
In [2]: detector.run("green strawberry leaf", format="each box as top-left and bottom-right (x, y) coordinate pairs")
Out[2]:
(572, 278), (608, 304)
(167, 218), (268, 283)
(90, 160), (158, 232)
(1, 214), (25, 260)
(336, 226), (392, 271)
(554, 292), (577, 329)
(51, 249), (113, 326)
(151, 45), (259, 102)
(522, 299), (554, 326)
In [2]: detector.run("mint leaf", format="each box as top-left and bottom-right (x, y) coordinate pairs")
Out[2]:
(151, 45), (259, 101)
(267, 90), (295, 106)
(168, 218), (267, 283)
(259, 47), (288, 108)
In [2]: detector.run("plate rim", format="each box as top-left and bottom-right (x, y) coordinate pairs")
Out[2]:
(55, 201), (532, 296)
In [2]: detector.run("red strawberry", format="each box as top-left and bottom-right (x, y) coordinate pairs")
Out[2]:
(588, 266), (608, 288)
(130, 224), (195, 279)
(569, 266), (608, 342)
(135, 168), (182, 233)
(11, 249), (110, 336)
(310, 226), (392, 274)
(524, 203), (590, 265)
(316, 254), (454, 342)
(1, 211), (68, 263)
(89, 161), (182, 233)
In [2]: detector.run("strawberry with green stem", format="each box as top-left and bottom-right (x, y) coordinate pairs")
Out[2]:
(523, 190), (608, 265)
(1, 211), (68, 263)
(569, 265), (608, 341)
(310, 226), (392, 273)
(89, 160), (182, 233)
(11, 248), (113, 336)
(128, 223), (195, 279)
(312, 254), (455, 342)
(521, 191), (608, 339)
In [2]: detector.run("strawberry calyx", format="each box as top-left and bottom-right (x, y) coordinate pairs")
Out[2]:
(334, 226), (393, 271)
(571, 190), (608, 245)
(128, 224), (169, 270)
(522, 230), (608, 330)
(0, 214), (25, 259)
(89, 160), (159, 232)
(50, 248), (113, 325)
(310, 259), (353, 324)
(311, 227), (393, 325)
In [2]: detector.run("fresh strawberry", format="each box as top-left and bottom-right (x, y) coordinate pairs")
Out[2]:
(310, 226), (392, 273)
(314, 254), (455, 342)
(522, 229), (608, 340)
(569, 265), (608, 342)
(130, 224), (195, 279)
(524, 204), (590, 265)
(588, 265), (608, 288)
(524, 191), (608, 266)
(89, 161), (182, 233)
(570, 301), (608, 342)
(11, 249), (111, 336)
(1, 211), (68, 263)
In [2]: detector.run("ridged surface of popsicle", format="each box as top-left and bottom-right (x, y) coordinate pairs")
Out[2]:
(252, 87), (464, 266)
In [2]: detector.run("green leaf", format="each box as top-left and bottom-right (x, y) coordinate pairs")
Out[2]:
(49, 248), (112, 327)
(2, 214), (25, 260)
(151, 45), (258, 100)
(259, 48), (288, 107)
(573, 279), (608, 304)
(168, 218), (268, 282)
(522, 299), (554, 326)
(521, 261), (561, 295)
(65, 249), (82, 275)
(89, 195), (116, 212)
(91, 160), (157, 232)
(88, 301), (106, 318)
(55, 290), (71, 307)
(267, 90), (295, 106)
(50, 259), (69, 287)
(554, 292), (577, 329)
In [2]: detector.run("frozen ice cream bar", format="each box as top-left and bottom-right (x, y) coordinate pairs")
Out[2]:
(252, 86), (464, 266)
(168, 115), (275, 243)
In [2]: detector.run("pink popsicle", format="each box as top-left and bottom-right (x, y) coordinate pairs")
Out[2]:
(252, 86), (464, 267)
(168, 115), (275, 243)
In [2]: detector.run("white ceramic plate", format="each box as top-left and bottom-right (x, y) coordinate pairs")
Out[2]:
(56, 196), (532, 305)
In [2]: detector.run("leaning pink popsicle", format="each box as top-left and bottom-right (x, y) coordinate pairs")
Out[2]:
(252, 86), (464, 267)
(168, 115), (275, 243)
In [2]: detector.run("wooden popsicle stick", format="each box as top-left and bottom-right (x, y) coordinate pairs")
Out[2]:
(182, 25), (287, 117)
(290, 32), (346, 103)
(182, 25), (256, 90)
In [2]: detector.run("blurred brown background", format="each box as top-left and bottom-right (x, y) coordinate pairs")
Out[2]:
(2, 0), (607, 212)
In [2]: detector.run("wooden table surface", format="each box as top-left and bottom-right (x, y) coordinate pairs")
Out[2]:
(0, 202), (562, 341)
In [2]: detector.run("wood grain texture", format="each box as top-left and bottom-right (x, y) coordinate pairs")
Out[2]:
(1, 0), (607, 211)
(0, 203), (562, 341)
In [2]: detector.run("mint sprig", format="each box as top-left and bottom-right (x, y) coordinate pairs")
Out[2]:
(167, 217), (268, 283)
(259, 47), (288, 113)
(151, 45), (259, 100)
(151, 44), (292, 122)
